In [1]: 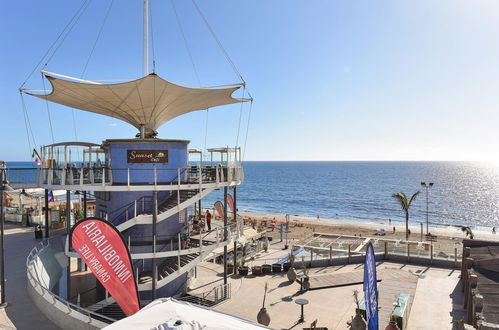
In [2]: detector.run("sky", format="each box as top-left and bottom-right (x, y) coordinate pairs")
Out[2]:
(1, 0), (499, 161)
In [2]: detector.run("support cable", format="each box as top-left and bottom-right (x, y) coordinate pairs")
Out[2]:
(242, 94), (253, 161)
(44, 0), (93, 68)
(234, 86), (246, 148)
(41, 73), (55, 144)
(171, 0), (201, 86)
(74, 0), (114, 141)
(20, 92), (33, 154)
(19, 0), (92, 89)
(80, 0), (114, 78)
(191, 0), (246, 84)
(171, 0), (209, 160)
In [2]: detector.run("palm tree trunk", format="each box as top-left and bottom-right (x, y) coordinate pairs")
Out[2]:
(405, 211), (409, 241)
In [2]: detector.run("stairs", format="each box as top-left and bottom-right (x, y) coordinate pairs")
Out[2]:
(158, 190), (198, 214)
(138, 253), (200, 285)
(116, 187), (215, 232)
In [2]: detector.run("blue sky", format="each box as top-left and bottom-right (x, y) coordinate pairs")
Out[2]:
(2, 0), (499, 161)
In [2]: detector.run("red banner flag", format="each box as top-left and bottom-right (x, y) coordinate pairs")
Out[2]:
(71, 218), (140, 316)
(214, 201), (224, 220)
(227, 194), (235, 214)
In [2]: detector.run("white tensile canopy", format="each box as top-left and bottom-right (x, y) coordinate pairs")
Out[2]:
(102, 298), (272, 330)
(29, 73), (246, 135)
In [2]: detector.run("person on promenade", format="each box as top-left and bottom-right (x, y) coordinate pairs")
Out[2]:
(206, 210), (212, 231)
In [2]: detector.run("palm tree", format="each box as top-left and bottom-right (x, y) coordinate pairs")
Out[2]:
(392, 191), (420, 240)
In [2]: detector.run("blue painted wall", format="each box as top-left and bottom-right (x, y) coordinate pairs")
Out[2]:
(93, 139), (194, 300)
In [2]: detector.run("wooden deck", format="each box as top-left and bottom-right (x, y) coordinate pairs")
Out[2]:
(309, 268), (419, 325)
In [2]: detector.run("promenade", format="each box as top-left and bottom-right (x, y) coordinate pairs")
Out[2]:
(1, 224), (58, 330)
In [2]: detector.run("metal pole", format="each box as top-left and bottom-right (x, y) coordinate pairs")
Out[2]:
(223, 186), (228, 285)
(143, 0), (149, 75)
(233, 187), (237, 235)
(426, 186), (429, 235)
(83, 191), (87, 218)
(44, 189), (49, 238)
(152, 191), (157, 300)
(66, 190), (71, 300)
(233, 241), (237, 275)
(0, 186), (5, 305)
(420, 223), (423, 242)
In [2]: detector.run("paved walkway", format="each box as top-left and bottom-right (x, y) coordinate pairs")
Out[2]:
(1, 224), (58, 330)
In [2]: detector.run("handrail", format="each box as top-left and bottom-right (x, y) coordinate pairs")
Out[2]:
(26, 239), (117, 324)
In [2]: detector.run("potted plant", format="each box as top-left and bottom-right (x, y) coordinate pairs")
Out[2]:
(252, 265), (263, 276)
(238, 260), (249, 276)
(262, 264), (272, 274)
(301, 257), (310, 291)
(349, 289), (367, 329)
(287, 254), (297, 282)
(257, 283), (271, 326)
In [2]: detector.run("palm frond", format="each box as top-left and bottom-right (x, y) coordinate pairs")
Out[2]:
(392, 192), (409, 211)
(408, 191), (420, 207)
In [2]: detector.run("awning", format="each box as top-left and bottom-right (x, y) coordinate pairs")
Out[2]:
(102, 298), (272, 330)
(29, 73), (246, 134)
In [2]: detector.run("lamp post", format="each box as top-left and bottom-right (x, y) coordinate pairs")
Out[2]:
(0, 161), (14, 306)
(284, 214), (290, 249)
(420, 182), (434, 236)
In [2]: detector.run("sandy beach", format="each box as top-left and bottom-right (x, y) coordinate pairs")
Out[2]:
(232, 211), (499, 244)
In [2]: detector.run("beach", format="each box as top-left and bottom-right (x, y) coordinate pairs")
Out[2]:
(235, 211), (499, 244)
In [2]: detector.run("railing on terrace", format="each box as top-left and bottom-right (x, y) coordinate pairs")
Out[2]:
(176, 283), (231, 307)
(6, 165), (243, 188)
(26, 238), (117, 325)
(292, 239), (463, 267)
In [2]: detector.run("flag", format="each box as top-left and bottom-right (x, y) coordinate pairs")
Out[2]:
(71, 218), (140, 316)
(214, 201), (224, 220)
(48, 190), (55, 203)
(32, 149), (41, 165)
(363, 243), (379, 330)
(227, 194), (235, 213)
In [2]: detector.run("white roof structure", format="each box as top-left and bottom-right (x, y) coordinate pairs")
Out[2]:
(102, 298), (272, 330)
(29, 73), (246, 135)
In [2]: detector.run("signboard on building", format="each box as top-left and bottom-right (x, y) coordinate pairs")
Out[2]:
(363, 243), (379, 330)
(127, 150), (168, 163)
(71, 218), (140, 316)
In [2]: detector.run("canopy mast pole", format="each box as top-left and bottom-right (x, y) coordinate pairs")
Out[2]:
(143, 0), (149, 76)
(140, 0), (149, 139)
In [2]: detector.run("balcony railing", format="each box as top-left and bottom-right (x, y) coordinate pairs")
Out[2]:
(6, 165), (243, 189)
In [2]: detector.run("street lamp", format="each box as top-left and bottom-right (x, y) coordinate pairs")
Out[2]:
(0, 164), (14, 306)
(420, 181), (434, 236)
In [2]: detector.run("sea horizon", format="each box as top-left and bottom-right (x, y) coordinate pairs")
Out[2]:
(5, 160), (499, 233)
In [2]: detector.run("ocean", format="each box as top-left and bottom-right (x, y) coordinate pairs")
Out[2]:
(6, 161), (499, 231)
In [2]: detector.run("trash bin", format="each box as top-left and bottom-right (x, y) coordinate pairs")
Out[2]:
(35, 225), (43, 239)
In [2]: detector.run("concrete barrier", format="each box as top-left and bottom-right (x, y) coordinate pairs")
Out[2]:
(26, 241), (112, 330)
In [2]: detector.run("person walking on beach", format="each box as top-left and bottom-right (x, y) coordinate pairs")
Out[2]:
(205, 210), (212, 231)
(393, 226), (396, 233)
